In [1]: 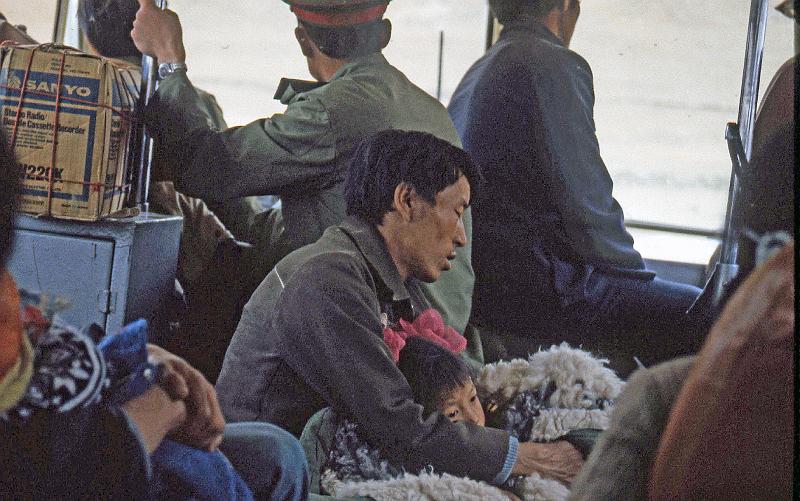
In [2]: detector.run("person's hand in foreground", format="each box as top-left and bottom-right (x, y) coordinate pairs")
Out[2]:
(512, 441), (584, 486)
(123, 385), (187, 454)
(148, 344), (226, 451)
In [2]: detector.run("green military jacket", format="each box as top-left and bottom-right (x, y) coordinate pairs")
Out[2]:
(151, 86), (261, 242)
(147, 52), (475, 336)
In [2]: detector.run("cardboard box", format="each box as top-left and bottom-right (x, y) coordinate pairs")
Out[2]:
(0, 44), (140, 220)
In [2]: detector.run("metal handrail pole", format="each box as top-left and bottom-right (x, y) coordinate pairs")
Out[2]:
(133, 0), (167, 212)
(708, 0), (769, 304)
(52, 0), (68, 43)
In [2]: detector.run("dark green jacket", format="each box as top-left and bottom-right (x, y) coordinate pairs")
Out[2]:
(216, 216), (508, 483)
(152, 86), (261, 241)
(147, 52), (474, 334)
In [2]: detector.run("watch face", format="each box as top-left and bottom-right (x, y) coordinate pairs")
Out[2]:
(158, 64), (171, 79)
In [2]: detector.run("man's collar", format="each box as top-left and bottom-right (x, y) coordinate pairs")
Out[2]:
(274, 52), (389, 104)
(500, 16), (565, 48)
(329, 52), (388, 80)
(338, 215), (410, 303)
(273, 78), (328, 104)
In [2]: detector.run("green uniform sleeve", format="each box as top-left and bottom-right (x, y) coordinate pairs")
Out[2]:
(195, 89), (228, 130)
(146, 72), (336, 202)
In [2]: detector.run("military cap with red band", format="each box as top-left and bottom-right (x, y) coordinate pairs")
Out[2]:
(283, 0), (391, 27)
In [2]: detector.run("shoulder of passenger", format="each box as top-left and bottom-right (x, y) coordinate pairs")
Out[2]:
(301, 75), (384, 116)
(194, 87), (216, 102)
(621, 356), (695, 407)
(283, 249), (373, 291)
(534, 44), (592, 81)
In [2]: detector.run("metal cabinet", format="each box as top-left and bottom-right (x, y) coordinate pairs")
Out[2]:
(8, 212), (182, 336)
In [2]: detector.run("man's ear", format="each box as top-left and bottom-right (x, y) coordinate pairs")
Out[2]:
(379, 19), (392, 50)
(295, 26), (315, 58)
(392, 182), (415, 222)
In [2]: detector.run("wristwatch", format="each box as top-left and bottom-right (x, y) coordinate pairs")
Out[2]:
(157, 62), (188, 80)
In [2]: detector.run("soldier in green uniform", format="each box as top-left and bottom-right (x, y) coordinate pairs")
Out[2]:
(131, 0), (482, 370)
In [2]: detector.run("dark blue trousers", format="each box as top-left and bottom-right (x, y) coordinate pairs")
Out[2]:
(151, 422), (309, 501)
(220, 422), (310, 501)
(481, 274), (703, 377)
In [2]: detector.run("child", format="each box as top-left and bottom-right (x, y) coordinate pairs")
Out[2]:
(325, 331), (523, 500)
(397, 335), (602, 457)
(397, 336), (485, 428)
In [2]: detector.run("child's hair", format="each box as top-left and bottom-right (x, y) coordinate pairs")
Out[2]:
(397, 336), (474, 415)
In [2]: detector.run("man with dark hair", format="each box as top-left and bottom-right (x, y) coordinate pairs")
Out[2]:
(216, 130), (583, 486)
(344, 130), (482, 226)
(130, 0), (477, 361)
(448, 0), (703, 372)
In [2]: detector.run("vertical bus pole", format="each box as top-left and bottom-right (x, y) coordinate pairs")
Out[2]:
(52, 0), (69, 43)
(704, 0), (769, 307)
(133, 0), (167, 212)
(485, 9), (497, 51)
(436, 31), (444, 101)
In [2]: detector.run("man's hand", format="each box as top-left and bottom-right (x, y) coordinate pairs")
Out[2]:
(511, 441), (583, 486)
(123, 385), (186, 454)
(147, 344), (225, 451)
(131, 0), (186, 64)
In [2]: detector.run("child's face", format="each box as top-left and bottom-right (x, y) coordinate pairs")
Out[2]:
(437, 379), (485, 427)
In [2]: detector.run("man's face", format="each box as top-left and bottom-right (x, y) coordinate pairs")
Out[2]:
(405, 176), (470, 283)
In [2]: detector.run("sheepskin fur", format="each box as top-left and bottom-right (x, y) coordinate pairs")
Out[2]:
(477, 342), (624, 410)
(527, 408), (611, 442)
(322, 469), (513, 501)
(518, 473), (571, 501)
(322, 343), (624, 500)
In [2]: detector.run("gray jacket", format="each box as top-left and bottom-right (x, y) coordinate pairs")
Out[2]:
(216, 216), (509, 483)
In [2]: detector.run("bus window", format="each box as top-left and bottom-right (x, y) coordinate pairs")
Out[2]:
(382, 1), (488, 105)
(168, 0), (300, 124)
(171, 0), (488, 126)
(571, 1), (794, 263)
(3, 1), (57, 44)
